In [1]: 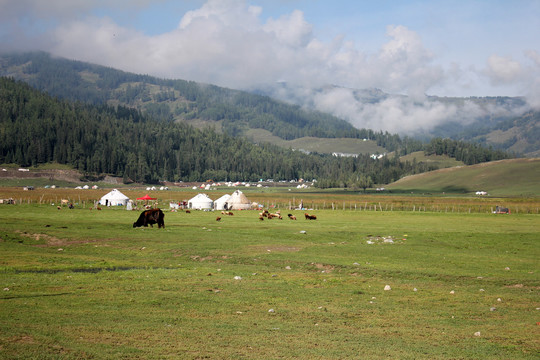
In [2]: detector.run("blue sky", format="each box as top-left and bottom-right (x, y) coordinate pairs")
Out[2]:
(1, 0), (539, 133)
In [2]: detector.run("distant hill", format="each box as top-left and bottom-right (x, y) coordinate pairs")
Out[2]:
(466, 110), (540, 157)
(386, 158), (540, 196)
(399, 151), (464, 169)
(257, 83), (535, 156)
(245, 129), (386, 155)
(0, 51), (416, 155)
(3, 51), (530, 159)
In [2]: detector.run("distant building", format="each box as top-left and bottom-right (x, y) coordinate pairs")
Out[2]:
(332, 152), (359, 158)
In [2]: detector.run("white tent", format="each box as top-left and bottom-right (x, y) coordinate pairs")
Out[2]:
(99, 189), (130, 206)
(188, 193), (213, 210)
(214, 194), (232, 210)
(228, 190), (251, 210)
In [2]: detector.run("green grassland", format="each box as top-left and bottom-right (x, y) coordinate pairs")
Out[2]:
(388, 158), (540, 196)
(0, 204), (538, 359)
(400, 151), (465, 168)
(245, 128), (386, 154)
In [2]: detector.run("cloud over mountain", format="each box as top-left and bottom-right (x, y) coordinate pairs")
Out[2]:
(1, 0), (539, 133)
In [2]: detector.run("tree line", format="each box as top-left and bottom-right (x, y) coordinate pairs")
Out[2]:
(424, 137), (511, 165)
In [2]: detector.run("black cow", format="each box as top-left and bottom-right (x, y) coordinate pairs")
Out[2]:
(133, 208), (165, 228)
(495, 206), (510, 214)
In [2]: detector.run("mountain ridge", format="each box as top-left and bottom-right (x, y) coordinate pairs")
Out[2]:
(1, 51), (537, 157)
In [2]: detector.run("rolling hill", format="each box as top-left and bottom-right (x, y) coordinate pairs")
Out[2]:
(468, 110), (540, 157)
(386, 158), (540, 196)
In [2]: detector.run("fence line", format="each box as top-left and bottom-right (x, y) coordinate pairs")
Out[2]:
(3, 197), (540, 214)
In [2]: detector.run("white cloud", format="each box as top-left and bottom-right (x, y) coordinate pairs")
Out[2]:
(2, 0), (539, 130)
(179, 0), (262, 30)
(45, 0), (447, 94)
(525, 50), (540, 66)
(485, 55), (523, 85)
(310, 87), (461, 134)
(263, 9), (313, 47)
(479, 53), (540, 108)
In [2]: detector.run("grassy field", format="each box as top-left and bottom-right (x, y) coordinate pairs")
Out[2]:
(399, 151), (464, 168)
(387, 158), (540, 197)
(0, 200), (538, 359)
(244, 129), (386, 154)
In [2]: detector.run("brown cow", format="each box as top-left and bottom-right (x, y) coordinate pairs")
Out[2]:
(133, 208), (165, 228)
(305, 213), (317, 220)
(288, 214), (297, 220)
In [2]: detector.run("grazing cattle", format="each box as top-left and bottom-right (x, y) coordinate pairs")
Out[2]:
(133, 208), (165, 228)
(288, 214), (297, 220)
(305, 213), (317, 220)
(216, 217), (221, 221)
(221, 211), (234, 216)
(259, 216), (264, 221)
(185, 210), (191, 214)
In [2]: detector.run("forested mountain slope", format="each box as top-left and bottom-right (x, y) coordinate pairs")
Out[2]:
(0, 51), (423, 155)
(0, 77), (436, 186)
(467, 110), (540, 157)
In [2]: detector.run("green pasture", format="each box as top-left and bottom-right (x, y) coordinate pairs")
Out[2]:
(0, 205), (538, 359)
(399, 151), (464, 168)
(244, 129), (386, 155)
(387, 158), (540, 196)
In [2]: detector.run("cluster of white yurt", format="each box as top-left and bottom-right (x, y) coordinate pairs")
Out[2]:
(187, 190), (251, 210)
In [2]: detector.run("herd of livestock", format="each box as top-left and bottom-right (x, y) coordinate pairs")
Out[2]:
(132, 208), (318, 229)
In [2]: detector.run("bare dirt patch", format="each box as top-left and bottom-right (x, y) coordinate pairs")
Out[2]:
(9, 335), (36, 344)
(14, 230), (120, 247)
(16, 231), (63, 246)
(312, 262), (335, 272)
(0, 168), (122, 184)
(189, 255), (229, 262)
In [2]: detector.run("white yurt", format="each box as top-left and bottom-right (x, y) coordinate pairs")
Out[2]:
(214, 194), (232, 210)
(228, 190), (251, 210)
(99, 189), (130, 206)
(188, 193), (213, 210)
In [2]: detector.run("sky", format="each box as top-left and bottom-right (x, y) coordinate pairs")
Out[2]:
(1, 0), (539, 133)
